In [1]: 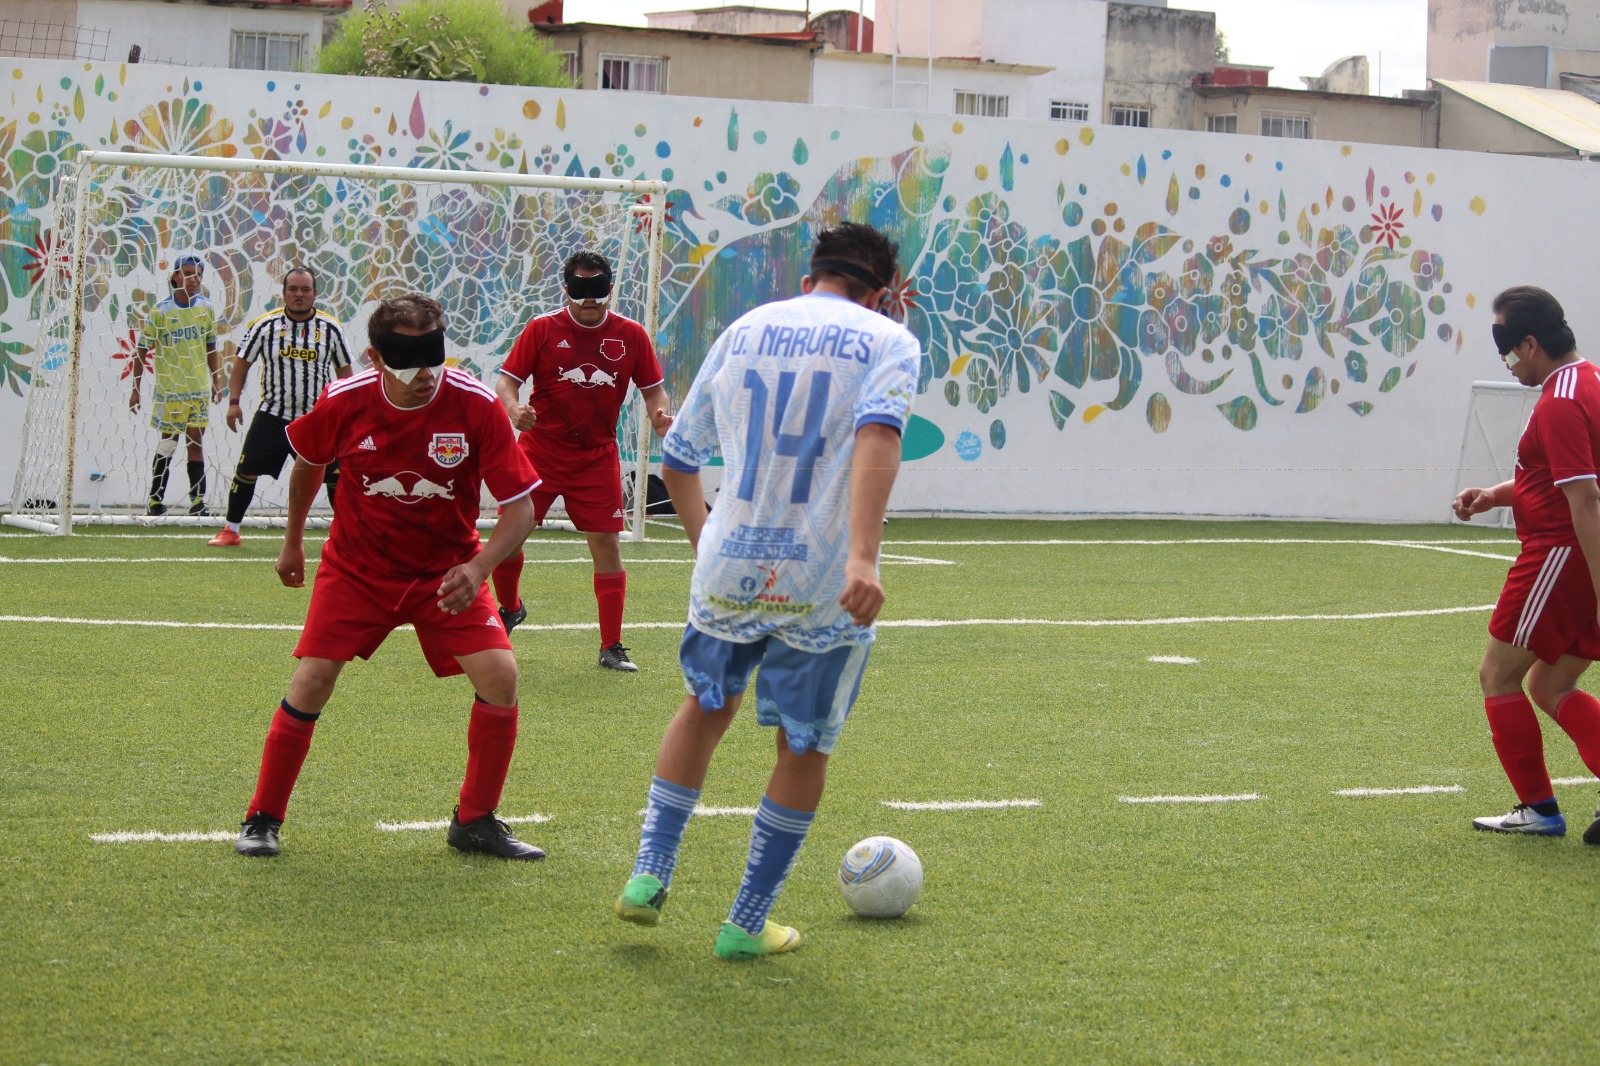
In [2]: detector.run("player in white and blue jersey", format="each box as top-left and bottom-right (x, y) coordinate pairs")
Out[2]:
(613, 222), (920, 961)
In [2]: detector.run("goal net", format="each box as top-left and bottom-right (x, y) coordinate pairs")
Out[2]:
(6, 151), (667, 538)
(1453, 380), (1537, 529)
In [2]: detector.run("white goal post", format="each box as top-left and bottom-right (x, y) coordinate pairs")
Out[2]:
(1453, 380), (1537, 529)
(6, 150), (667, 539)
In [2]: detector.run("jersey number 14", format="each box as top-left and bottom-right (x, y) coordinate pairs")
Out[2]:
(739, 369), (831, 505)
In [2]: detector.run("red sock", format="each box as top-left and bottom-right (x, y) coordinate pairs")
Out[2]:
(246, 702), (318, 822)
(458, 698), (518, 824)
(492, 552), (524, 612)
(1554, 689), (1600, 778)
(1485, 693), (1554, 805)
(595, 569), (626, 647)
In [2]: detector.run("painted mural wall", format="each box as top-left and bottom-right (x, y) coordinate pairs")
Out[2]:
(2, 57), (1594, 522)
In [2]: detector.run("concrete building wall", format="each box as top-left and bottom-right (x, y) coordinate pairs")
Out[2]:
(1429, 0), (1600, 84)
(873, 0), (985, 59)
(1194, 92), (1434, 147)
(540, 27), (813, 102)
(1104, 2), (1214, 129)
(646, 7), (805, 34)
(812, 49), (1045, 116)
(979, 0), (1107, 125)
(1437, 86), (1584, 155)
(76, 0), (328, 69)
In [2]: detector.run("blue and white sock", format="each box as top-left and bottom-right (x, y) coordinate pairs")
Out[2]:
(632, 776), (700, 888)
(727, 795), (816, 935)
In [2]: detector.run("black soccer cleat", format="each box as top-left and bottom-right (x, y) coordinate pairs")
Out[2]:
(447, 808), (545, 861)
(188, 500), (211, 517)
(498, 600), (527, 635)
(235, 811), (282, 857)
(146, 502), (168, 517)
(1584, 797), (1600, 846)
(599, 642), (639, 673)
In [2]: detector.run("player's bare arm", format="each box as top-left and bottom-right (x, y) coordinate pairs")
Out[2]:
(128, 347), (147, 412)
(437, 494), (537, 614)
(225, 355), (250, 431)
(1453, 480), (1512, 522)
(495, 373), (536, 432)
(208, 346), (224, 403)
(275, 456), (327, 588)
(839, 423), (902, 627)
(641, 383), (674, 436)
(663, 466), (709, 553)
(1560, 477), (1600, 627)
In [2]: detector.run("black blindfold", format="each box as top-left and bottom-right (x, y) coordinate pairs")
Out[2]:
(565, 273), (613, 301)
(1491, 323), (1526, 356)
(370, 328), (447, 369)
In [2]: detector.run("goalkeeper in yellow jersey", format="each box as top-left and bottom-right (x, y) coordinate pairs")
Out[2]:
(129, 253), (224, 516)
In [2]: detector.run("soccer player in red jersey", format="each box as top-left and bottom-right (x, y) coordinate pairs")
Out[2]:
(1454, 286), (1600, 843)
(493, 251), (673, 672)
(235, 293), (545, 861)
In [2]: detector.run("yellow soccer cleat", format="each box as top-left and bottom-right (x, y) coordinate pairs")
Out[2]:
(713, 920), (802, 961)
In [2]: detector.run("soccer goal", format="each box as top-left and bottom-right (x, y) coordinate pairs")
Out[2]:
(1453, 380), (1538, 529)
(6, 151), (667, 539)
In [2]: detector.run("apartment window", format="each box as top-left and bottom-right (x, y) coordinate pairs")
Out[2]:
(599, 54), (665, 92)
(1110, 105), (1151, 128)
(1050, 100), (1089, 122)
(954, 91), (1009, 118)
(559, 50), (580, 84)
(231, 31), (303, 72)
(1206, 114), (1238, 134)
(1260, 110), (1312, 138)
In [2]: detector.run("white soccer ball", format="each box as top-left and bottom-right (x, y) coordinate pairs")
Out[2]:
(839, 835), (923, 918)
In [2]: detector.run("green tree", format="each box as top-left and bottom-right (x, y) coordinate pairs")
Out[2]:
(318, 0), (572, 87)
(1215, 29), (1231, 64)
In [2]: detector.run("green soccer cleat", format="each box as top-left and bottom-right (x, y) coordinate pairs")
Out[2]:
(615, 873), (668, 926)
(713, 920), (802, 961)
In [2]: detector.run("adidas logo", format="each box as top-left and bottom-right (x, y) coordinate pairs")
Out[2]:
(613, 508), (625, 518)
(486, 617), (501, 628)
(358, 436), (376, 451)
(557, 339), (572, 349)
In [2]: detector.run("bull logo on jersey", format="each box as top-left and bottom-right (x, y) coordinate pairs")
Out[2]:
(427, 433), (468, 468)
(598, 338), (626, 362)
(362, 472), (457, 504)
(557, 364), (619, 388)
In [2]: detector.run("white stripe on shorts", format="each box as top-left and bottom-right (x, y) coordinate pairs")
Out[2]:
(1514, 545), (1570, 648)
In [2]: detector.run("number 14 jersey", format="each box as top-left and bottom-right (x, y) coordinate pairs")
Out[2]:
(663, 291), (920, 652)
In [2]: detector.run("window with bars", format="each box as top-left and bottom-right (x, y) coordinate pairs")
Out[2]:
(1110, 105), (1151, 127)
(599, 54), (665, 92)
(231, 31), (303, 72)
(954, 91), (1009, 118)
(1206, 114), (1238, 134)
(1050, 100), (1090, 122)
(1260, 110), (1312, 138)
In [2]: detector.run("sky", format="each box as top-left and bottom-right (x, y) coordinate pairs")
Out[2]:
(564, 0), (1431, 96)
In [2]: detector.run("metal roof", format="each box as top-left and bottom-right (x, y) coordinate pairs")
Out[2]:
(1435, 78), (1600, 154)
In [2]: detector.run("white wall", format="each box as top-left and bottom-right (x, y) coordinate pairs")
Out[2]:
(813, 50), (1049, 115)
(980, 0), (1106, 121)
(77, 0), (326, 68)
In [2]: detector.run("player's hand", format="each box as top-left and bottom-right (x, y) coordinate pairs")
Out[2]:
(510, 403), (537, 433)
(226, 404), (243, 432)
(128, 390), (140, 414)
(838, 557), (885, 627)
(212, 381), (226, 404)
(276, 543), (306, 588)
(1453, 487), (1495, 522)
(650, 406), (674, 437)
(436, 562), (486, 615)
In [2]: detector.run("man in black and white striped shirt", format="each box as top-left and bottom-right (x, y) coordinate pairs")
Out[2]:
(209, 267), (354, 546)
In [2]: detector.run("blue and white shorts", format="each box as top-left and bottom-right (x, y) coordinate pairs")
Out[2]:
(678, 624), (871, 755)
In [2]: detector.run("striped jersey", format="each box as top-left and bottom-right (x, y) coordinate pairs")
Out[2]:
(663, 291), (920, 652)
(1513, 358), (1600, 548)
(140, 296), (217, 397)
(238, 307), (353, 420)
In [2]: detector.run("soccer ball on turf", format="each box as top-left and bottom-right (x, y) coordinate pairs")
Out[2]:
(839, 835), (923, 918)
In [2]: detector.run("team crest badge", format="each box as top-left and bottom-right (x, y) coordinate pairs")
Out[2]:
(428, 433), (469, 468)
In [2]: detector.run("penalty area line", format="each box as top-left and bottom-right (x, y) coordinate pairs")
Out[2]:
(1118, 793), (1262, 805)
(1553, 775), (1600, 786)
(377, 814), (552, 832)
(1334, 785), (1463, 797)
(880, 799), (1041, 811)
(90, 830), (237, 843)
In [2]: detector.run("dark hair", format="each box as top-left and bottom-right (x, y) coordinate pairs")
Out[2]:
(368, 292), (444, 336)
(809, 222), (899, 301)
(563, 250), (612, 282)
(283, 265), (317, 291)
(1493, 285), (1576, 358)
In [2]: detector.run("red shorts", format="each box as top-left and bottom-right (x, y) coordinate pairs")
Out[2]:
(294, 554), (511, 677)
(522, 438), (624, 533)
(1488, 543), (1600, 664)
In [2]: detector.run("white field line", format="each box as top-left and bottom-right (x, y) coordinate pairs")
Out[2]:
(880, 537), (1518, 547)
(1334, 785), (1463, 797)
(1370, 541), (1517, 562)
(880, 799), (1041, 811)
(1148, 655), (1199, 664)
(0, 555), (695, 566)
(1118, 793), (1262, 804)
(0, 604), (1498, 634)
(1553, 776), (1600, 786)
(633, 806), (760, 816)
(877, 552), (955, 566)
(376, 814), (552, 832)
(90, 830), (237, 843)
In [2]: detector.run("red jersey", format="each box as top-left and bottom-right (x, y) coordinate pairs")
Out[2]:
(1513, 359), (1600, 548)
(286, 368), (539, 582)
(500, 308), (664, 452)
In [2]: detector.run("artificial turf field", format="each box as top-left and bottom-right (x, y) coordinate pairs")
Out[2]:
(3, 517), (1599, 1064)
